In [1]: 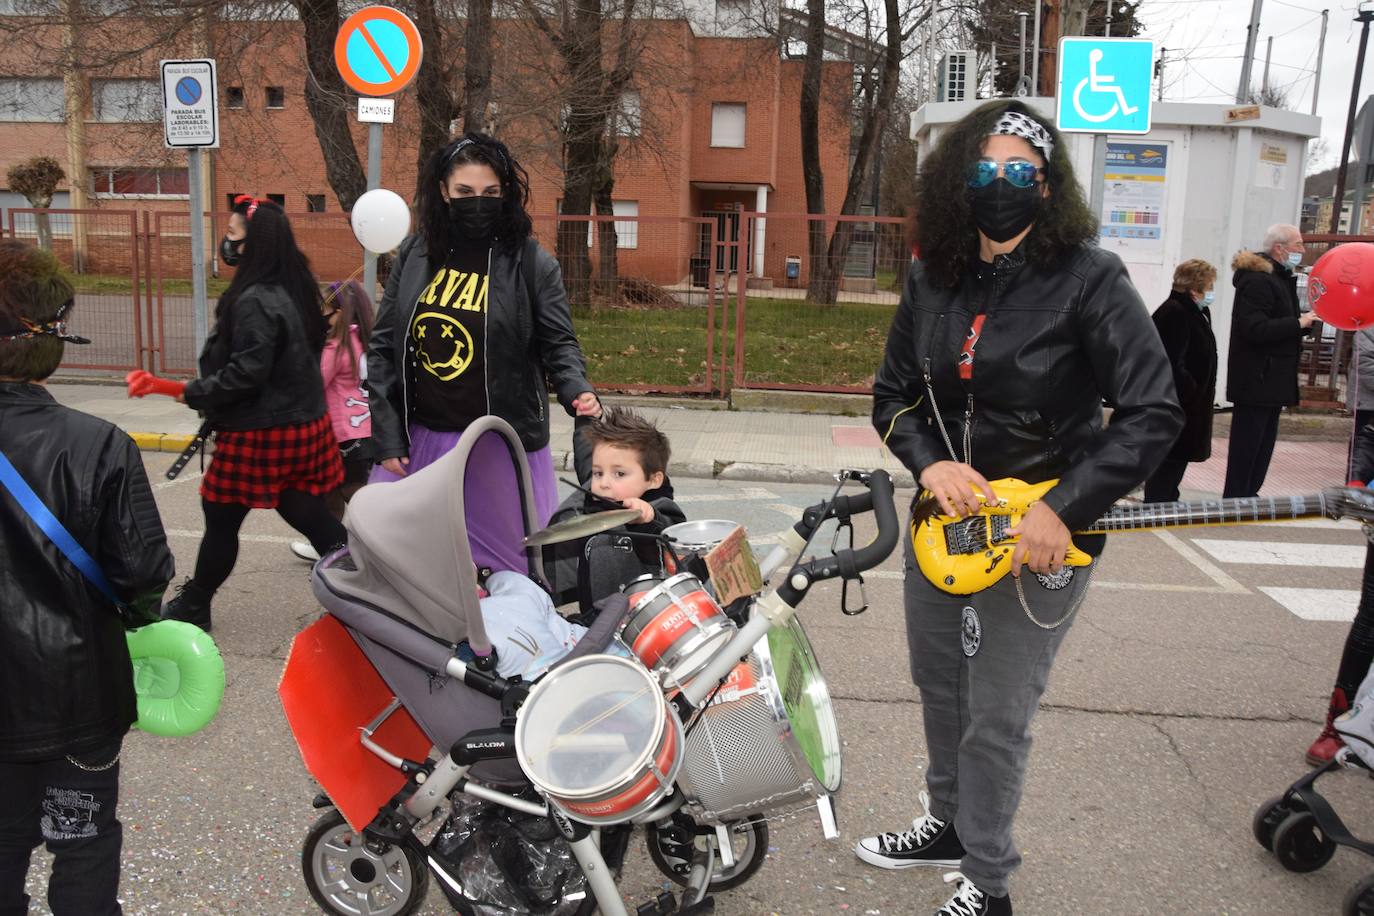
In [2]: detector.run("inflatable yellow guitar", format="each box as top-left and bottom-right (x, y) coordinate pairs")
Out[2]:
(911, 478), (1374, 595)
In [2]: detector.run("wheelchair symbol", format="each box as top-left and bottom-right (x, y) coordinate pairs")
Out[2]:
(1072, 49), (1139, 124)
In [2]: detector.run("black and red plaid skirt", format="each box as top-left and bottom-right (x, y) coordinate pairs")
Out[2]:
(201, 415), (345, 508)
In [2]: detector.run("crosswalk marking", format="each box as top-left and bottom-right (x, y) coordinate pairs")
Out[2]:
(1258, 587), (1361, 622)
(1190, 538), (1366, 569)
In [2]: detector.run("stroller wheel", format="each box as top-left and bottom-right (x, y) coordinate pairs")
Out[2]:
(302, 809), (428, 916)
(646, 815), (768, 892)
(1343, 874), (1374, 916)
(1271, 810), (1337, 873)
(1252, 794), (1300, 852)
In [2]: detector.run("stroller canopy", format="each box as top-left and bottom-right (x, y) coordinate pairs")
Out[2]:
(324, 417), (546, 651)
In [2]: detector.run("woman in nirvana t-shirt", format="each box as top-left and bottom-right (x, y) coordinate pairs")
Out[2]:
(365, 132), (600, 572)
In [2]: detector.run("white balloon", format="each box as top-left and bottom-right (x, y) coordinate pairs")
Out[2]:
(350, 189), (411, 254)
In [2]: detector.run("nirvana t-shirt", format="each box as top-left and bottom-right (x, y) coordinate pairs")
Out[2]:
(410, 246), (491, 430)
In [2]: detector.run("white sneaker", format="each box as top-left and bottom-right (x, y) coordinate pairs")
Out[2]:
(290, 541), (320, 563)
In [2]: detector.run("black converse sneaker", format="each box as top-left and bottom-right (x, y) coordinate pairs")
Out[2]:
(854, 791), (966, 869)
(936, 872), (1012, 916)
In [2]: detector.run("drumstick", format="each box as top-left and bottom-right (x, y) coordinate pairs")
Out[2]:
(560, 477), (625, 510)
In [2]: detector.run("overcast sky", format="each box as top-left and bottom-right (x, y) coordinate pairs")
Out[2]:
(1135, 0), (1354, 173)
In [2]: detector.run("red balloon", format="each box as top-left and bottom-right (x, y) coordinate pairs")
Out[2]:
(1309, 243), (1374, 330)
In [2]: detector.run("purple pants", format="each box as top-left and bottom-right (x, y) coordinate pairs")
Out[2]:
(368, 423), (557, 573)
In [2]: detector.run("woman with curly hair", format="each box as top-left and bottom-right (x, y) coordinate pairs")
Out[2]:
(366, 132), (599, 573)
(857, 101), (1181, 914)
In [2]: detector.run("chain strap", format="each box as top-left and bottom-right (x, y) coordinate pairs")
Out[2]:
(1014, 562), (1094, 630)
(66, 749), (120, 772)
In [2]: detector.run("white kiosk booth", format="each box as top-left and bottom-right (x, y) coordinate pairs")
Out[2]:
(910, 99), (1320, 402)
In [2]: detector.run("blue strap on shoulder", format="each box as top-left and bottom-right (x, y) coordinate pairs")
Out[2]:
(0, 448), (123, 606)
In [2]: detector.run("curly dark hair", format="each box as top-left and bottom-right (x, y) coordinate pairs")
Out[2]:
(914, 100), (1097, 287)
(415, 132), (533, 258)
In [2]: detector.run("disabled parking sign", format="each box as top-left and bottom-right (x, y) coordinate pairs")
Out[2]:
(1056, 38), (1154, 134)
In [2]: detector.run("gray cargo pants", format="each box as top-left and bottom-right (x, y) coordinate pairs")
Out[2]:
(904, 535), (1093, 896)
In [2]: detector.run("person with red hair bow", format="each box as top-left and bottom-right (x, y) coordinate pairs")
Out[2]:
(126, 196), (344, 632)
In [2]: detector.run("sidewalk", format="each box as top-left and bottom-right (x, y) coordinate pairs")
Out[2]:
(47, 381), (1353, 496)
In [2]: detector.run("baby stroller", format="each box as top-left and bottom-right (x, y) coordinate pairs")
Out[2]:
(1253, 662), (1374, 915)
(280, 417), (899, 915)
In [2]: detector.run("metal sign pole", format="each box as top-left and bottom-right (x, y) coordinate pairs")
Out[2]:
(188, 146), (208, 355)
(363, 121), (382, 297)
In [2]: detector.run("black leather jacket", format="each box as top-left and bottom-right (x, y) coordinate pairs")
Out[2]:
(184, 282), (328, 430)
(0, 383), (174, 762)
(367, 236), (593, 457)
(873, 244), (1182, 534)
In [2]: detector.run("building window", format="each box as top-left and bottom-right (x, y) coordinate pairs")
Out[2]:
(611, 200), (638, 248)
(616, 90), (641, 137)
(225, 86), (245, 109)
(91, 79), (160, 122)
(306, 194), (326, 212)
(0, 78), (64, 122)
(90, 167), (189, 197)
(710, 103), (746, 148)
(225, 192), (243, 210)
(265, 86), (285, 109)
(266, 193), (286, 206)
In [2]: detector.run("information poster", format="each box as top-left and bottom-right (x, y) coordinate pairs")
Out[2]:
(1100, 141), (1168, 255)
(1256, 142), (1288, 190)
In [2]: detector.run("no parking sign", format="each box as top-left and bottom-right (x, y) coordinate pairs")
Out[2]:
(333, 6), (423, 97)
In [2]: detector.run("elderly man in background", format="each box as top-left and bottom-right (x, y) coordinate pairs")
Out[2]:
(1222, 223), (1318, 499)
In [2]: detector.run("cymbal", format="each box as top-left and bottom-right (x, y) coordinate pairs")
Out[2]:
(523, 508), (642, 547)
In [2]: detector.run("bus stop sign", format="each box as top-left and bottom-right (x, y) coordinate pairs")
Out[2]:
(1056, 37), (1154, 134)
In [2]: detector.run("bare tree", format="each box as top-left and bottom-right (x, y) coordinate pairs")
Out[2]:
(515, 0), (646, 305)
(7, 155), (65, 250)
(459, 0), (493, 133)
(800, 0), (916, 303)
(294, 0), (367, 211)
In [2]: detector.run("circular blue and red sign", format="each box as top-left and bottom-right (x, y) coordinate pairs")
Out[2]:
(174, 76), (202, 106)
(333, 6), (423, 97)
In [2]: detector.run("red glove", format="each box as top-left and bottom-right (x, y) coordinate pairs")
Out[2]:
(126, 370), (186, 400)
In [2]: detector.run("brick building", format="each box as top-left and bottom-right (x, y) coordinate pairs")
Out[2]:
(0, 3), (854, 287)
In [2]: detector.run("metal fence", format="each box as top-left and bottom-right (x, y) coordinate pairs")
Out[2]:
(7, 208), (147, 374)
(40, 209), (1368, 406)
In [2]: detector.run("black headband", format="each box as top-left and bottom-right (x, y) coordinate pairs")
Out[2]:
(0, 299), (89, 344)
(440, 137), (508, 175)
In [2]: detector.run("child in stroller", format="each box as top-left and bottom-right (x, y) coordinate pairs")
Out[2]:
(544, 408), (684, 611)
(282, 417), (901, 916)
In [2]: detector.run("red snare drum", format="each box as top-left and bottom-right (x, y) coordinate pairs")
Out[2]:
(515, 655), (682, 825)
(620, 572), (736, 683)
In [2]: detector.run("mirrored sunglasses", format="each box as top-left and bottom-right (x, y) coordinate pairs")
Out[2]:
(967, 159), (1042, 190)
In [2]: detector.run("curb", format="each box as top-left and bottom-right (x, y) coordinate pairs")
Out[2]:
(129, 432), (195, 453)
(555, 452), (913, 487)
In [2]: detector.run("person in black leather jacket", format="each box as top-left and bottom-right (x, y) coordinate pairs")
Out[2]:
(366, 133), (598, 573)
(0, 240), (175, 916)
(855, 102), (1181, 916)
(129, 198), (346, 631)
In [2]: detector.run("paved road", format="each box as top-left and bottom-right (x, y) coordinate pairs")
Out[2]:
(21, 461), (1374, 915)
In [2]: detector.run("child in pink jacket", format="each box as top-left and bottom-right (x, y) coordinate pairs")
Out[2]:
(291, 280), (374, 562)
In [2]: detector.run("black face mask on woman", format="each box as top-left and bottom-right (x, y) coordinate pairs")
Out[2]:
(448, 196), (502, 241)
(965, 178), (1042, 244)
(219, 235), (244, 266)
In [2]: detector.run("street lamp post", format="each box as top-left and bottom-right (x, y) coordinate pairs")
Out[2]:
(1330, 1), (1374, 235)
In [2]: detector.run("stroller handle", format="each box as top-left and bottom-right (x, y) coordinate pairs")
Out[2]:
(679, 469), (898, 709)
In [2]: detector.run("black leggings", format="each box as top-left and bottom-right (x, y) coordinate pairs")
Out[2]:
(1336, 541), (1374, 696)
(192, 492), (346, 594)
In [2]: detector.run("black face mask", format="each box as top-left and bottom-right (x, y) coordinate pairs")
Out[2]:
(448, 196), (502, 241)
(965, 178), (1042, 244)
(219, 235), (244, 266)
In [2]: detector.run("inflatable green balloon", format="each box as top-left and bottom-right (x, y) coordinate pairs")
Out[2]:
(125, 620), (225, 737)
